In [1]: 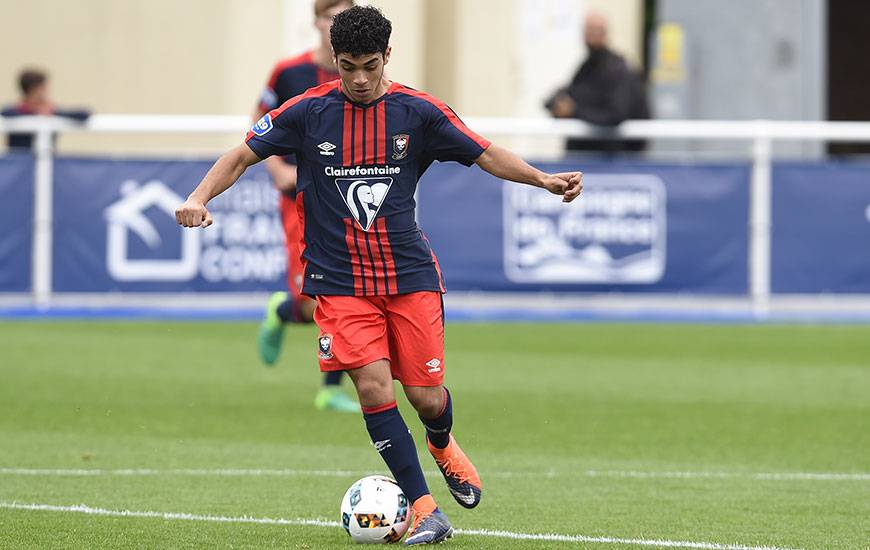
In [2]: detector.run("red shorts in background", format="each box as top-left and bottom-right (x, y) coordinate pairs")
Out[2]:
(313, 291), (445, 387)
(279, 193), (307, 301)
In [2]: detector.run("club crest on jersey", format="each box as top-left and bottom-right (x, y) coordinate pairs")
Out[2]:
(392, 134), (409, 160)
(318, 334), (333, 360)
(334, 177), (393, 231)
(251, 114), (273, 136)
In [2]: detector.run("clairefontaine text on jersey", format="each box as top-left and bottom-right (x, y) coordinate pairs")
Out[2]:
(325, 165), (402, 177)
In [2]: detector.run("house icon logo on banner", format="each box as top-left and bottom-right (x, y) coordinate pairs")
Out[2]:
(104, 180), (200, 282)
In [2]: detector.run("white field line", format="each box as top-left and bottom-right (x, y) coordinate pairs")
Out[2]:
(0, 467), (867, 481)
(0, 501), (805, 550)
(582, 470), (870, 481)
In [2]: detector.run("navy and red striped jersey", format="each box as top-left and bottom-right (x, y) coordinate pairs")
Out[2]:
(258, 50), (339, 115)
(1, 103), (90, 149)
(257, 50), (339, 198)
(245, 80), (491, 297)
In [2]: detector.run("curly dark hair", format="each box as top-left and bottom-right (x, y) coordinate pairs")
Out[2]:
(330, 5), (392, 57)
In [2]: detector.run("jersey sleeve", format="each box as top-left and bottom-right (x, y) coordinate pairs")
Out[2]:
(245, 101), (305, 159)
(425, 102), (491, 166)
(258, 86), (278, 114)
(257, 64), (282, 114)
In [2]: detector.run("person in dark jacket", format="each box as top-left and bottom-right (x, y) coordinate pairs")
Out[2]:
(545, 12), (649, 153)
(1, 68), (90, 150)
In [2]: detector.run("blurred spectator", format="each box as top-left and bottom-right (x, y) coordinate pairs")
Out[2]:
(1, 68), (90, 150)
(253, 0), (360, 413)
(545, 12), (650, 153)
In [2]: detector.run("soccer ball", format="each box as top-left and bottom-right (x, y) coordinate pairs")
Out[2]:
(340, 475), (411, 544)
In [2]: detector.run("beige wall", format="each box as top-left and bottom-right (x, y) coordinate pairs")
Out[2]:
(0, 0), (644, 155)
(420, 0), (641, 156)
(587, 0), (644, 69)
(422, 0), (643, 113)
(0, 0), (286, 153)
(371, 0), (426, 89)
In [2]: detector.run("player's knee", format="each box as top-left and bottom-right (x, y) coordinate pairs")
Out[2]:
(351, 365), (394, 406)
(403, 386), (443, 418)
(355, 380), (392, 405)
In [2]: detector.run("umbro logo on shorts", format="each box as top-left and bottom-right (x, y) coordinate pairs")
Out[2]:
(426, 358), (442, 373)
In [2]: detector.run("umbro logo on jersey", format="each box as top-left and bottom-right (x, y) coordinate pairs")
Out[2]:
(251, 114), (273, 136)
(426, 358), (442, 373)
(317, 141), (337, 156)
(335, 177), (394, 231)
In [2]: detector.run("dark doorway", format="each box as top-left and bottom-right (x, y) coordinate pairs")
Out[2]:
(642, 0), (657, 77)
(828, 0), (870, 155)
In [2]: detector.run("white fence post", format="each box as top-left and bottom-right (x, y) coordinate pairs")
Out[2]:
(32, 120), (55, 308)
(749, 127), (773, 316)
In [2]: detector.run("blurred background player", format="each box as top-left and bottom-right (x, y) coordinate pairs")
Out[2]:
(255, 0), (359, 413)
(545, 11), (649, 154)
(2, 67), (90, 149)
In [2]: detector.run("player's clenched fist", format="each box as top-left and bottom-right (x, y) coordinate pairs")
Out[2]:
(175, 199), (213, 228)
(542, 172), (583, 203)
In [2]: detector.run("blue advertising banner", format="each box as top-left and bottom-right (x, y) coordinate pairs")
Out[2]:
(772, 162), (870, 293)
(1, 155), (860, 298)
(0, 154), (34, 292)
(52, 157), (286, 292)
(418, 161), (751, 294)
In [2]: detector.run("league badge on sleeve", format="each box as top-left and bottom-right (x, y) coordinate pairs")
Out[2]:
(251, 113), (273, 136)
(392, 134), (409, 160)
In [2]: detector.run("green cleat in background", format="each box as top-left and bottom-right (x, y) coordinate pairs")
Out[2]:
(257, 291), (287, 366)
(314, 386), (360, 413)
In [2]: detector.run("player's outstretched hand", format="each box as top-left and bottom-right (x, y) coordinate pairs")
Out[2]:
(175, 199), (213, 228)
(542, 172), (583, 203)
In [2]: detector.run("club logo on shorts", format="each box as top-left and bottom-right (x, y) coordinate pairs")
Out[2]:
(392, 134), (409, 160)
(251, 114), (273, 136)
(318, 334), (334, 360)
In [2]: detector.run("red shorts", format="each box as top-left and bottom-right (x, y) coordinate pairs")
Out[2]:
(279, 194), (308, 301)
(313, 291), (445, 387)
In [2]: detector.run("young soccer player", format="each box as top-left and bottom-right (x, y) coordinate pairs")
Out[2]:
(176, 6), (582, 545)
(254, 0), (359, 414)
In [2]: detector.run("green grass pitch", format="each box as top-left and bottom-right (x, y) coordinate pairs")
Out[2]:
(0, 321), (867, 549)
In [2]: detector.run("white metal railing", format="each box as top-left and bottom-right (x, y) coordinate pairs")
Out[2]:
(4, 114), (870, 310)
(6, 115), (870, 140)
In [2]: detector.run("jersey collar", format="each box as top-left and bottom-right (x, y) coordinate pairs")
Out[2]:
(340, 81), (400, 108)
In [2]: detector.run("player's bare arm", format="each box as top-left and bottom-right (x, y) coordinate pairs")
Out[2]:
(474, 143), (583, 203)
(175, 143), (261, 228)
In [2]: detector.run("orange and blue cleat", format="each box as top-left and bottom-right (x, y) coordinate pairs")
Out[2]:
(404, 495), (453, 546)
(427, 434), (482, 509)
